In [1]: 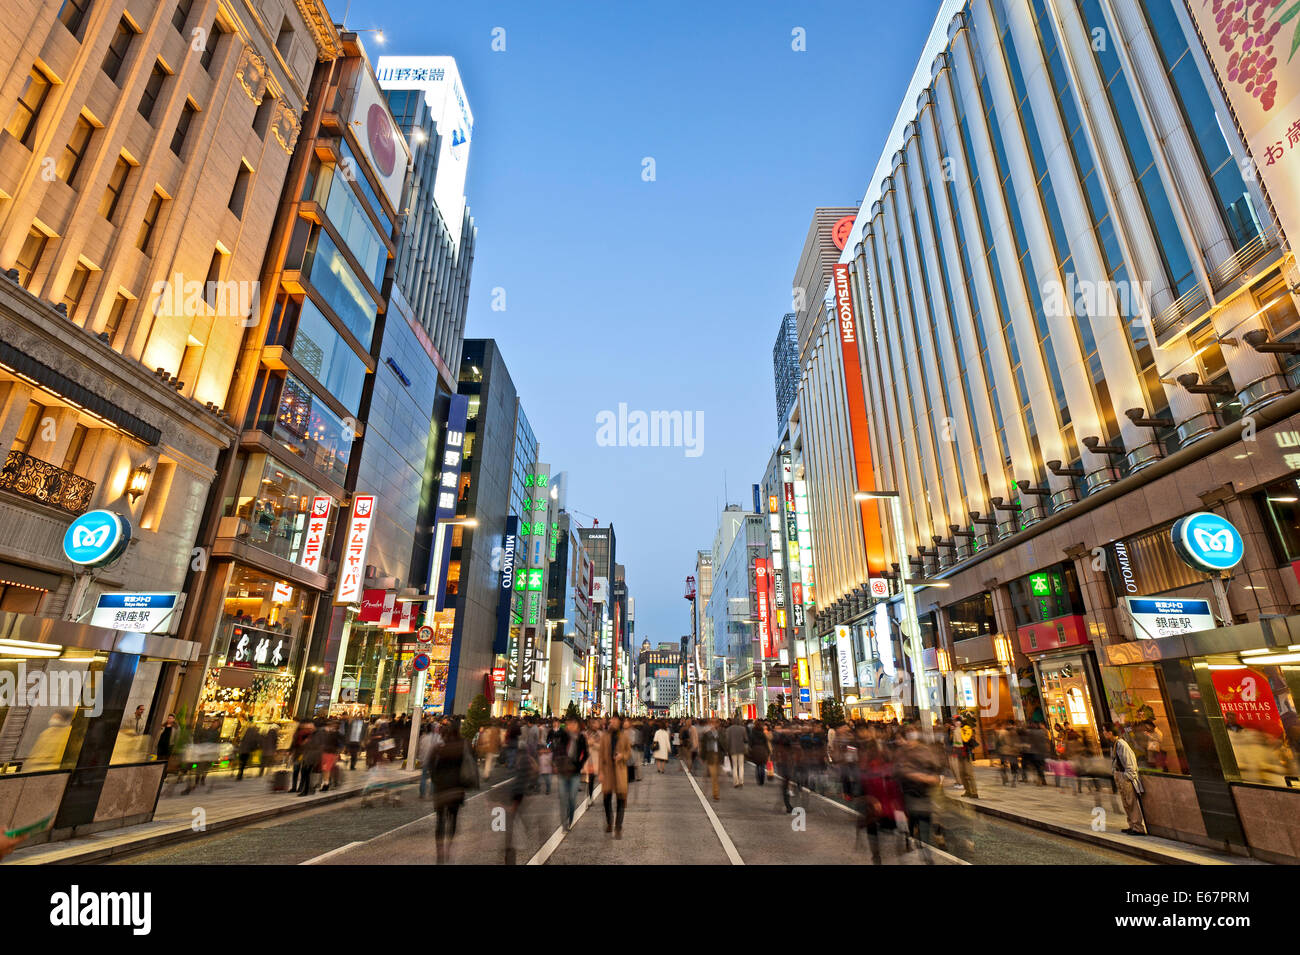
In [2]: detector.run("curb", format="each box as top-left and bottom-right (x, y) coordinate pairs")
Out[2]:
(9, 772), (421, 866)
(956, 796), (1216, 865)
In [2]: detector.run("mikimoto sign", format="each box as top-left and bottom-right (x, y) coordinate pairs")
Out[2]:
(63, 510), (131, 568)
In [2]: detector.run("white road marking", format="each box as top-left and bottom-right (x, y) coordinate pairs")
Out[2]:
(773, 772), (970, 865)
(298, 771), (514, 864)
(526, 783), (601, 866)
(300, 841), (363, 865)
(680, 760), (744, 865)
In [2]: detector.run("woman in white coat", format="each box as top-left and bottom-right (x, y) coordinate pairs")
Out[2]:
(652, 722), (672, 773)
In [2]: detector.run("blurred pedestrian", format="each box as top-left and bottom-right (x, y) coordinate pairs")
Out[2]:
(236, 721), (260, 781)
(701, 719), (724, 800)
(599, 715), (631, 838)
(555, 717), (589, 828)
(652, 722), (671, 772)
(726, 719), (747, 787)
(432, 720), (472, 863)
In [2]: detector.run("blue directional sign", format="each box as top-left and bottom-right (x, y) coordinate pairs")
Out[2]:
(62, 510), (131, 568)
(1171, 511), (1243, 572)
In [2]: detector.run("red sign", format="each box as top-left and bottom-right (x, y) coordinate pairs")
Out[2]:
(832, 264), (886, 575)
(300, 496), (331, 573)
(358, 588), (390, 622)
(335, 495), (376, 604)
(1211, 667), (1285, 738)
(1016, 614), (1090, 654)
(831, 214), (855, 251)
(755, 558), (772, 658)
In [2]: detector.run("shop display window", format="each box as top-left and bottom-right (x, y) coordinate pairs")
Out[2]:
(223, 453), (334, 565)
(1205, 656), (1300, 788)
(1101, 663), (1188, 775)
(1257, 475), (1300, 565)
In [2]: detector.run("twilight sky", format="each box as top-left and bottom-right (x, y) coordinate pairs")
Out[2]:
(356, 0), (940, 642)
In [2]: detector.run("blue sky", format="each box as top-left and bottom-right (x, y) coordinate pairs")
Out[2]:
(356, 1), (940, 643)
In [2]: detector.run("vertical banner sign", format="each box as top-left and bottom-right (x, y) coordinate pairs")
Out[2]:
(300, 496), (331, 573)
(494, 516), (519, 655)
(335, 495), (376, 604)
(431, 394), (470, 611)
(1186, 1), (1300, 246)
(832, 263), (886, 575)
(836, 625), (857, 689)
(755, 558), (772, 659)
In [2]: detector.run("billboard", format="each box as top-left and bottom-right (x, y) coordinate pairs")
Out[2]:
(836, 625), (857, 689)
(348, 63), (410, 214)
(300, 496), (331, 574)
(832, 263), (886, 575)
(335, 495), (376, 604)
(375, 56), (474, 252)
(1186, 1), (1300, 246)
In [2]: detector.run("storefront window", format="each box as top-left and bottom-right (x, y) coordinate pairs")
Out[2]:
(0, 650), (97, 774)
(946, 592), (996, 639)
(1257, 475), (1300, 564)
(1101, 663), (1189, 775)
(1037, 654), (1102, 753)
(196, 564), (316, 734)
(270, 374), (352, 483)
(1205, 655), (1300, 788)
(223, 453), (334, 565)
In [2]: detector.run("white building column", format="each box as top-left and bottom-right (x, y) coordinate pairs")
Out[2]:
(1003, 0), (1150, 463)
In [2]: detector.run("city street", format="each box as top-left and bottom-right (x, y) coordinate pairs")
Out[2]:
(108, 761), (1145, 866)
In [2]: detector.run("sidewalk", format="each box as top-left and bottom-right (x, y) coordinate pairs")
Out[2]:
(954, 764), (1266, 865)
(2, 761), (420, 866)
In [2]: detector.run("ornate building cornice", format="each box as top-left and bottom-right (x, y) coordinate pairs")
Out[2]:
(294, 0), (344, 61)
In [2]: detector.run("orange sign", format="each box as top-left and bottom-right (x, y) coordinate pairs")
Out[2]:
(831, 214), (855, 251)
(832, 263), (886, 574)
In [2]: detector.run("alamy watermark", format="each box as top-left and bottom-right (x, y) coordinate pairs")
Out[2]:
(595, 402), (703, 458)
(0, 663), (102, 715)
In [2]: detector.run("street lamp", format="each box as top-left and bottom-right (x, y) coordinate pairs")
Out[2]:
(854, 490), (935, 734)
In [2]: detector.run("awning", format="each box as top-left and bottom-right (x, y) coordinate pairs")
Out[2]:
(0, 611), (200, 661)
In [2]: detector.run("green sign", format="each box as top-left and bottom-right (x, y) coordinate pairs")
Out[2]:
(1029, 572), (1050, 597)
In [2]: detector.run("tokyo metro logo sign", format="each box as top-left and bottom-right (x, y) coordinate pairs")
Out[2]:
(62, 510), (131, 568)
(1171, 511), (1243, 573)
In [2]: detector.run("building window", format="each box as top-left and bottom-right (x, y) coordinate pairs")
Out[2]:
(138, 61), (167, 122)
(171, 0), (194, 33)
(228, 162), (252, 217)
(103, 292), (131, 342)
(98, 155), (130, 221)
(14, 227), (48, 289)
(57, 0), (90, 38)
(253, 94), (275, 138)
(203, 248), (225, 308)
(137, 189), (164, 251)
(200, 20), (225, 72)
(171, 99), (197, 155)
(275, 17), (293, 57)
(56, 115), (94, 184)
(102, 17), (137, 84)
(61, 424), (88, 472)
(10, 400), (47, 454)
(5, 67), (53, 147)
(61, 263), (92, 320)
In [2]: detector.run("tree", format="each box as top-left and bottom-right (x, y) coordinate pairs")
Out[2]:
(819, 697), (845, 726)
(564, 700), (581, 720)
(462, 693), (491, 742)
(766, 701), (783, 721)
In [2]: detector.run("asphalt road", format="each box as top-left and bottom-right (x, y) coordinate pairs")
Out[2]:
(111, 759), (1147, 865)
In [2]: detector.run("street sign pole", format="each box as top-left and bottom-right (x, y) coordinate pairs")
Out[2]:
(405, 627), (435, 771)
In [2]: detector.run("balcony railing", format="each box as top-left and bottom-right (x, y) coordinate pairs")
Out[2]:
(0, 449), (95, 515)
